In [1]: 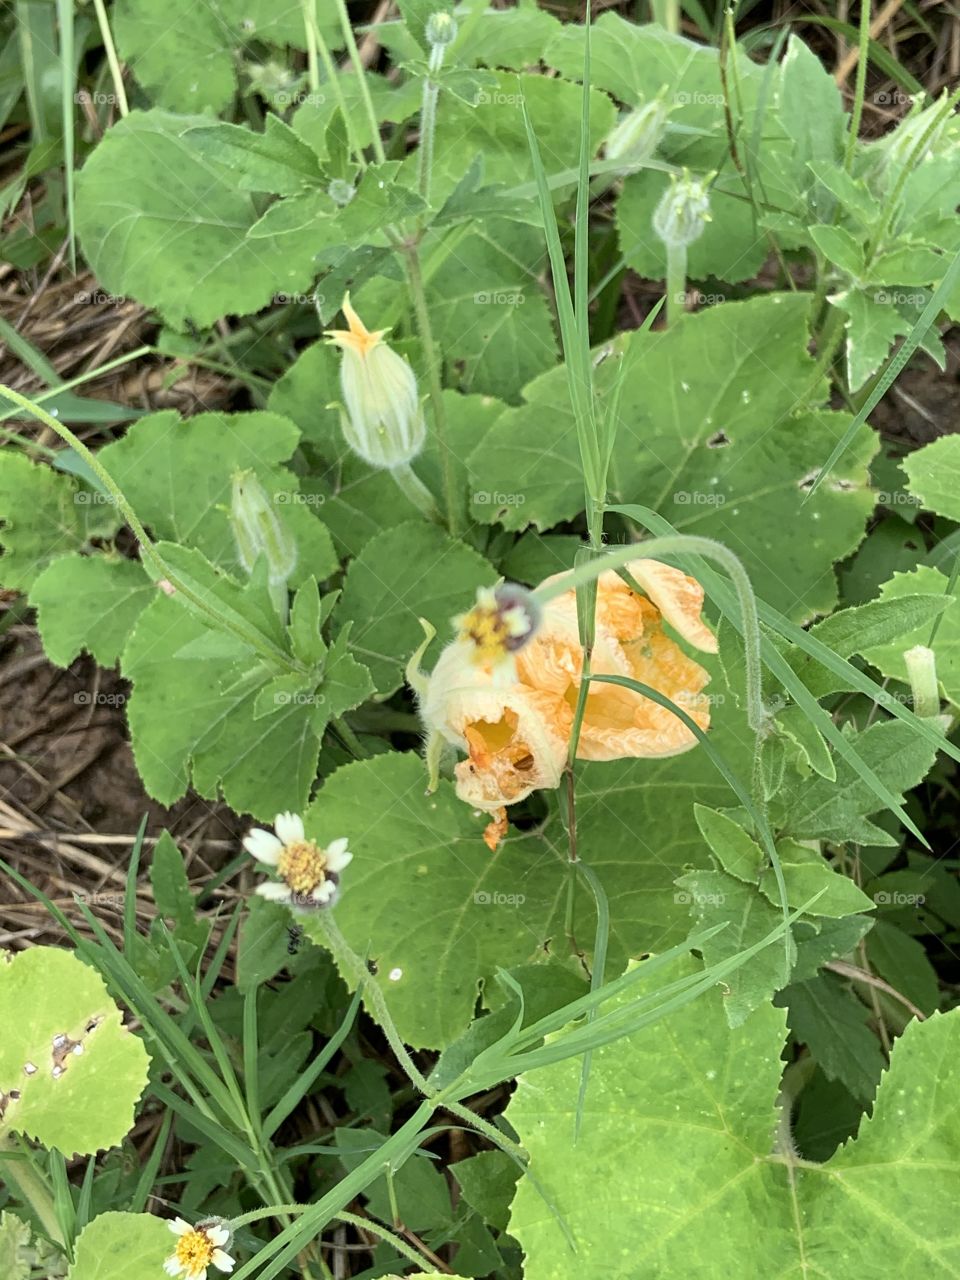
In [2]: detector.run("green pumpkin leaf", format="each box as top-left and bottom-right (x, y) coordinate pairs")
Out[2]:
(96, 409), (336, 586)
(0, 948), (149, 1157)
(508, 956), (960, 1277)
(114, 0), (322, 114)
(335, 522), (496, 696)
(301, 662), (750, 1047)
(0, 453), (116, 593)
(469, 294), (876, 620)
(776, 720), (939, 847)
(0, 1213), (31, 1280)
(76, 111), (322, 329)
(905, 433), (960, 521)
(68, 1212), (178, 1280)
(31, 555), (154, 667)
(860, 566), (960, 708)
(122, 585), (320, 817)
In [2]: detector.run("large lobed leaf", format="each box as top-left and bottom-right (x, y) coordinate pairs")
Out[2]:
(509, 955), (960, 1277)
(469, 294), (877, 620)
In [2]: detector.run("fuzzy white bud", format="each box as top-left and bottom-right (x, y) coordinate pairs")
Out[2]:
(653, 171), (712, 248)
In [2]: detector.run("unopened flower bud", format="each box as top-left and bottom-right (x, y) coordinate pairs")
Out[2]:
(904, 644), (940, 719)
(230, 470), (297, 585)
(426, 11), (457, 47)
(327, 178), (355, 207)
(606, 94), (670, 166)
(324, 294), (426, 471)
(653, 171), (712, 248)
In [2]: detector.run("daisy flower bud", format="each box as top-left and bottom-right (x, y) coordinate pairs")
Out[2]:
(165, 1217), (235, 1278)
(653, 171), (712, 248)
(229, 469), (297, 586)
(325, 294), (426, 471)
(426, 11), (458, 47)
(243, 811), (352, 911)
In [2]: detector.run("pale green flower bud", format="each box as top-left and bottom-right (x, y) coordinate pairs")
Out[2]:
(605, 94), (670, 166)
(426, 11), (457, 48)
(230, 470), (297, 585)
(324, 294), (426, 471)
(904, 644), (940, 719)
(327, 178), (355, 207)
(653, 171), (712, 248)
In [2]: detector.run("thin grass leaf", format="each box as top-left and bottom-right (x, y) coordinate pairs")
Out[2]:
(242, 989), (261, 1137)
(56, 0), (76, 270)
(263, 988), (362, 1138)
(130, 1110), (173, 1213)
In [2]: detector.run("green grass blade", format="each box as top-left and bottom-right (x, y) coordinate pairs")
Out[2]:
(56, 0), (76, 270)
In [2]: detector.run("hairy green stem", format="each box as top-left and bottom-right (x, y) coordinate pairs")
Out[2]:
(417, 40), (447, 204)
(402, 245), (461, 536)
(390, 461), (441, 522)
(314, 913), (432, 1095)
(665, 242), (687, 325)
(843, 0), (871, 172)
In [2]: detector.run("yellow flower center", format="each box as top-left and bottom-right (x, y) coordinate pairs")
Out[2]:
(277, 840), (328, 896)
(175, 1230), (215, 1275)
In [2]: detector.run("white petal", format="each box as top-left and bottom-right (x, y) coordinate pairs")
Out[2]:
(207, 1226), (230, 1247)
(212, 1250), (236, 1273)
(325, 839), (352, 872)
(196, 1271), (207, 1280)
(255, 882), (291, 902)
(169, 1218), (192, 1236)
(243, 829), (283, 865)
(314, 881), (337, 904)
(274, 811), (304, 844)
(164, 1259), (183, 1277)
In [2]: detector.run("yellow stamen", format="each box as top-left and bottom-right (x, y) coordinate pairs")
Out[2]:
(458, 602), (514, 667)
(277, 840), (328, 896)
(175, 1230), (215, 1276)
(324, 293), (388, 358)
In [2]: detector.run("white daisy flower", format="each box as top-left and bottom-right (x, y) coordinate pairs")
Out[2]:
(164, 1218), (235, 1279)
(243, 814), (352, 910)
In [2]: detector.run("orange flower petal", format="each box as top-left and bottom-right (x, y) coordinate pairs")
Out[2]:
(621, 559), (717, 654)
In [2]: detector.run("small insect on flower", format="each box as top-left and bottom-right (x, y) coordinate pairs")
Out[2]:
(165, 1218), (235, 1279)
(243, 812), (352, 911)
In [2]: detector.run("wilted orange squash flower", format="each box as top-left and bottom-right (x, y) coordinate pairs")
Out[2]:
(419, 562), (716, 848)
(519, 558), (717, 761)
